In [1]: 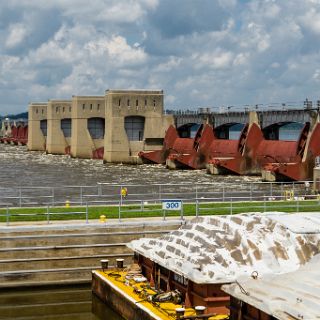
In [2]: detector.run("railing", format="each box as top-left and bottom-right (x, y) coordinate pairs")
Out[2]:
(0, 192), (320, 226)
(0, 204), (89, 226)
(0, 181), (314, 208)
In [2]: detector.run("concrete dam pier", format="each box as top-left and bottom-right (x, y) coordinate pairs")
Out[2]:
(28, 89), (173, 163)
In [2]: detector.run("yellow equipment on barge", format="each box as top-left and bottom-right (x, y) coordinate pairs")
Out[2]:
(92, 265), (228, 320)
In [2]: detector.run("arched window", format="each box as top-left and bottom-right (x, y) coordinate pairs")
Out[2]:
(61, 118), (72, 137)
(40, 120), (47, 137)
(88, 117), (105, 139)
(125, 116), (145, 141)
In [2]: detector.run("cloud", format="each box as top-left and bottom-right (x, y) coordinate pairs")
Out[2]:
(5, 23), (28, 48)
(1, 0), (320, 115)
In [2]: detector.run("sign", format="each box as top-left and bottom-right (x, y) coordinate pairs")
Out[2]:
(162, 200), (182, 210)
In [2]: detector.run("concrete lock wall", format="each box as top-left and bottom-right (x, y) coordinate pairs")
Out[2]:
(46, 100), (72, 154)
(70, 96), (105, 159)
(104, 89), (174, 163)
(27, 103), (48, 151)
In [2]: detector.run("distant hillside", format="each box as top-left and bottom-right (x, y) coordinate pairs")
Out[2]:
(0, 112), (28, 120)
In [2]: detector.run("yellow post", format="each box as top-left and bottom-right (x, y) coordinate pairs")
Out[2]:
(65, 200), (70, 208)
(99, 215), (106, 223)
(121, 187), (128, 198)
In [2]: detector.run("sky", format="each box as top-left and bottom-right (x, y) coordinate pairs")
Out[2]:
(1, 0), (320, 114)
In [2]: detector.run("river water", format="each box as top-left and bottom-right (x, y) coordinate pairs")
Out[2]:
(0, 144), (260, 187)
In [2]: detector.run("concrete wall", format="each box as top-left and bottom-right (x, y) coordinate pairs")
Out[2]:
(104, 90), (174, 163)
(71, 96), (105, 158)
(27, 103), (47, 151)
(28, 89), (174, 162)
(46, 100), (72, 154)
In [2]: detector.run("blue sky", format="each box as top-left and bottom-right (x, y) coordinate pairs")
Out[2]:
(1, 0), (320, 114)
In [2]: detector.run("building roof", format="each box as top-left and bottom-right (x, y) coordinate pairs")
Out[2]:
(127, 213), (320, 284)
(222, 254), (320, 320)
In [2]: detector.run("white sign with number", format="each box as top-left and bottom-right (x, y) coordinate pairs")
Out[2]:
(162, 200), (182, 210)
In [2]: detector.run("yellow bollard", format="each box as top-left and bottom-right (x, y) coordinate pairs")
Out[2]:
(65, 200), (70, 208)
(121, 187), (128, 198)
(99, 215), (106, 223)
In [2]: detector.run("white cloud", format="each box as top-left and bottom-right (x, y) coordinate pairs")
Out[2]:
(2, 0), (320, 114)
(104, 35), (148, 66)
(5, 23), (28, 48)
(300, 8), (320, 34)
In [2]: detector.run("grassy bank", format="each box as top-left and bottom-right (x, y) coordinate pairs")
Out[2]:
(0, 199), (319, 223)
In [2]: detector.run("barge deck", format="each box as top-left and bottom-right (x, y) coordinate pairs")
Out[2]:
(92, 269), (228, 320)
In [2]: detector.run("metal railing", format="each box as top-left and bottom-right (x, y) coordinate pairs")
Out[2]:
(0, 181), (318, 226)
(0, 181), (314, 208)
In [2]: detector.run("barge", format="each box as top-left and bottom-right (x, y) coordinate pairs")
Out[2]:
(92, 213), (320, 319)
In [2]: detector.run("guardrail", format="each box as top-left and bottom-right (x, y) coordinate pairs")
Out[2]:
(0, 181), (314, 208)
(1, 194), (320, 226)
(0, 205), (89, 226)
(0, 181), (318, 226)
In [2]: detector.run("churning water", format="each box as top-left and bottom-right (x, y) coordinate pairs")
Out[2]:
(0, 144), (260, 188)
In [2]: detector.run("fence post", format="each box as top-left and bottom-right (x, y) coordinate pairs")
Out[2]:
(118, 201), (121, 222)
(230, 198), (233, 215)
(120, 185), (123, 206)
(6, 206), (9, 226)
(264, 196), (266, 212)
(19, 188), (22, 208)
(159, 185), (162, 201)
(222, 184), (225, 202)
(270, 182), (273, 198)
(196, 200), (199, 217)
(296, 199), (299, 212)
(51, 188), (55, 207)
(180, 202), (184, 221)
(80, 187), (83, 206)
(163, 209), (166, 221)
(47, 206), (50, 224)
(86, 202), (89, 224)
(292, 182), (295, 196)
(141, 200), (144, 212)
(195, 184), (198, 202)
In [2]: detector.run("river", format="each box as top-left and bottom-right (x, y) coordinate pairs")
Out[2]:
(0, 144), (260, 187)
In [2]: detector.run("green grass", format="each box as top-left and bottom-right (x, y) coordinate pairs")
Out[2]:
(0, 200), (319, 223)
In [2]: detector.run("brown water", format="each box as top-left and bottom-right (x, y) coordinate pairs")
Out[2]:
(0, 284), (123, 320)
(0, 144), (260, 187)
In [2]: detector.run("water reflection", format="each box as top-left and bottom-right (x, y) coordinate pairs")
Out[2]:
(0, 284), (123, 320)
